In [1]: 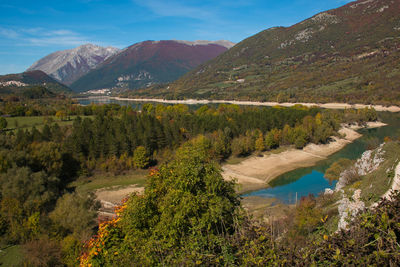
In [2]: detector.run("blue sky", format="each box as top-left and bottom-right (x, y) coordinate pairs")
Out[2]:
(0, 0), (353, 75)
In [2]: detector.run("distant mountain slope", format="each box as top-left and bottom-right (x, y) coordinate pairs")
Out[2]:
(28, 44), (120, 85)
(136, 0), (400, 105)
(0, 70), (72, 95)
(70, 40), (234, 92)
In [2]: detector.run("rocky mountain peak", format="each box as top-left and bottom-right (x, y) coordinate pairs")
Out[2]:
(27, 44), (120, 85)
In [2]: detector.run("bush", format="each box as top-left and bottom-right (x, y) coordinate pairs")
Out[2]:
(23, 237), (63, 267)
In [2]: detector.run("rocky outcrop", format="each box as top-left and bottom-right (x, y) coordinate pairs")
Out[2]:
(338, 189), (365, 230)
(28, 44), (120, 85)
(335, 144), (385, 191)
(381, 161), (400, 201)
(334, 143), (388, 230)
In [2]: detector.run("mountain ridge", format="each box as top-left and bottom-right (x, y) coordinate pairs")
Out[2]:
(131, 0), (400, 105)
(70, 40), (233, 92)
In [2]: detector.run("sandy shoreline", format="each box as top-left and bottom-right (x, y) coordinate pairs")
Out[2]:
(222, 122), (387, 192)
(112, 97), (400, 113)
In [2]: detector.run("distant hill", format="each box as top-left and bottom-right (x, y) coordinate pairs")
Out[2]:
(70, 40), (234, 92)
(28, 44), (120, 85)
(0, 70), (72, 96)
(135, 0), (400, 105)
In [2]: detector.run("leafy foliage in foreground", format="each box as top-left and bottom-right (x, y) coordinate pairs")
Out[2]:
(82, 141), (400, 266)
(81, 139), (242, 265)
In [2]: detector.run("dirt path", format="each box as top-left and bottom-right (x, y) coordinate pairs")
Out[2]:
(112, 97), (400, 112)
(95, 185), (145, 220)
(96, 185), (144, 205)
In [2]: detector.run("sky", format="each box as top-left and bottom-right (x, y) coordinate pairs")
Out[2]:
(0, 0), (353, 75)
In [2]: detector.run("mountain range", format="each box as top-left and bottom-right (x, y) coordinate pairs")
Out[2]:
(28, 44), (120, 85)
(70, 40), (234, 92)
(131, 0), (400, 105)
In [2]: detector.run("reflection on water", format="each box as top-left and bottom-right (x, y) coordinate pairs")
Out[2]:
(76, 97), (144, 109)
(243, 171), (336, 204)
(75, 97), (218, 110)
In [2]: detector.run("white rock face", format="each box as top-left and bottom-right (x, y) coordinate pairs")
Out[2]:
(324, 188), (334, 195)
(0, 81), (27, 87)
(335, 144), (385, 191)
(350, 0), (375, 9)
(338, 189), (365, 230)
(115, 71), (153, 88)
(294, 28), (314, 42)
(311, 12), (340, 24)
(354, 144), (385, 176)
(27, 44), (120, 85)
(174, 40), (236, 49)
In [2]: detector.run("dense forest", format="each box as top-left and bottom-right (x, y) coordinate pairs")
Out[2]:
(0, 98), (386, 265)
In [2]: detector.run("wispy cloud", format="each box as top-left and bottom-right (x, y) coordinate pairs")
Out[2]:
(0, 27), (19, 39)
(132, 0), (215, 21)
(0, 27), (89, 47)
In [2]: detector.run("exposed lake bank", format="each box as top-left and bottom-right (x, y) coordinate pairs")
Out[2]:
(222, 122), (387, 194)
(111, 97), (400, 112)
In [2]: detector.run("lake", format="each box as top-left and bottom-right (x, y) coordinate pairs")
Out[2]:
(77, 97), (399, 204)
(244, 112), (400, 204)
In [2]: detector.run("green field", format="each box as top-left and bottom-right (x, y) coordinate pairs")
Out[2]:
(5, 115), (94, 131)
(71, 170), (149, 194)
(0, 245), (23, 267)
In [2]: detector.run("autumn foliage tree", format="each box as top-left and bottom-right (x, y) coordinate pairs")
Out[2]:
(81, 138), (241, 265)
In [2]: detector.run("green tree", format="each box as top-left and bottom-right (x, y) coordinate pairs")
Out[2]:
(255, 133), (265, 152)
(83, 140), (241, 265)
(50, 192), (100, 240)
(0, 117), (7, 131)
(324, 158), (353, 182)
(55, 110), (66, 121)
(132, 146), (150, 169)
(0, 167), (60, 213)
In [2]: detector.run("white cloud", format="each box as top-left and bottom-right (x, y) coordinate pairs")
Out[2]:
(0, 27), (19, 39)
(27, 35), (89, 46)
(0, 27), (89, 47)
(132, 0), (214, 21)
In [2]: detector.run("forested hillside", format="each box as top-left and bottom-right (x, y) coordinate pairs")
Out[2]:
(0, 99), (381, 265)
(130, 0), (400, 105)
(0, 70), (72, 96)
